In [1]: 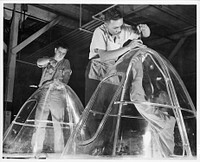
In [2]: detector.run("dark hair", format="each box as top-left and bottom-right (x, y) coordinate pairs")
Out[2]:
(54, 42), (69, 51)
(131, 25), (140, 35)
(104, 8), (123, 22)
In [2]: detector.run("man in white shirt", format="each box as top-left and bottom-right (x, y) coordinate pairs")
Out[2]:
(85, 7), (150, 105)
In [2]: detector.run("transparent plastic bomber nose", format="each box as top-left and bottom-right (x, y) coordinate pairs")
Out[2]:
(62, 48), (196, 159)
(3, 81), (84, 158)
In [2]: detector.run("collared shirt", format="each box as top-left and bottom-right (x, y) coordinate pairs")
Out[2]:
(89, 23), (139, 60)
(38, 58), (71, 87)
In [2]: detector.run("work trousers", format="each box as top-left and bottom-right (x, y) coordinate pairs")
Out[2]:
(85, 61), (100, 106)
(31, 83), (66, 153)
(130, 58), (175, 157)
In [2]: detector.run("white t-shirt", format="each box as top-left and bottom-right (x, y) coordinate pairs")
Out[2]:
(89, 23), (139, 60)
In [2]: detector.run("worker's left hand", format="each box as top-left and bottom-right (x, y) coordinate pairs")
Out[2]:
(127, 39), (147, 50)
(137, 24), (151, 38)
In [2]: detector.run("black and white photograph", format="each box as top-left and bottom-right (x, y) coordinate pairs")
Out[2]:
(1, 0), (199, 160)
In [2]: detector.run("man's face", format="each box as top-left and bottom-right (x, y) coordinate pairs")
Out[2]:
(106, 18), (123, 36)
(54, 47), (67, 61)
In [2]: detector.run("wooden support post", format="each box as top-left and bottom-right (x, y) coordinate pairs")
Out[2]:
(5, 4), (21, 102)
(12, 16), (61, 54)
(168, 37), (187, 61)
(4, 42), (7, 53)
(5, 8), (61, 102)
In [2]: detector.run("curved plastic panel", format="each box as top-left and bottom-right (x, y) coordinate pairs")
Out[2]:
(3, 81), (84, 158)
(62, 73), (125, 156)
(62, 48), (196, 158)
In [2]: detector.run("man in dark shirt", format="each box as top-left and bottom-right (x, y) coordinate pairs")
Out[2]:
(31, 42), (71, 154)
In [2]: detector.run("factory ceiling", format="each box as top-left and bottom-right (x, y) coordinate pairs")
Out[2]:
(4, 4), (196, 64)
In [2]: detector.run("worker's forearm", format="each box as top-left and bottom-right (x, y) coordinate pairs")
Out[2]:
(99, 46), (130, 61)
(37, 58), (51, 67)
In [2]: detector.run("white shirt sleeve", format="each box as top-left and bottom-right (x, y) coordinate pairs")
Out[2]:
(89, 27), (107, 59)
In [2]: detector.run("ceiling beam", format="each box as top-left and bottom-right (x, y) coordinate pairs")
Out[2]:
(4, 4), (79, 30)
(132, 6), (179, 30)
(12, 16), (61, 54)
(122, 5), (150, 15)
(31, 4), (93, 23)
(152, 5), (196, 27)
(79, 4), (107, 14)
(168, 37), (187, 61)
(169, 27), (196, 39)
(147, 27), (195, 47)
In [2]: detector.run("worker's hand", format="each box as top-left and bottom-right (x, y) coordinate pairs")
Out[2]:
(49, 58), (57, 67)
(137, 24), (151, 38)
(127, 39), (147, 50)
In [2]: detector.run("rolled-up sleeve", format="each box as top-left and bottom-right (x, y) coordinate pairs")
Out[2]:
(89, 27), (107, 59)
(62, 60), (71, 84)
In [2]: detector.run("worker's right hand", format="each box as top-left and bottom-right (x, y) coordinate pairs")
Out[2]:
(127, 39), (147, 50)
(49, 58), (57, 67)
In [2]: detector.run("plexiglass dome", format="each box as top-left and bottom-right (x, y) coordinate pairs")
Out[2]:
(3, 81), (84, 158)
(61, 48), (196, 159)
